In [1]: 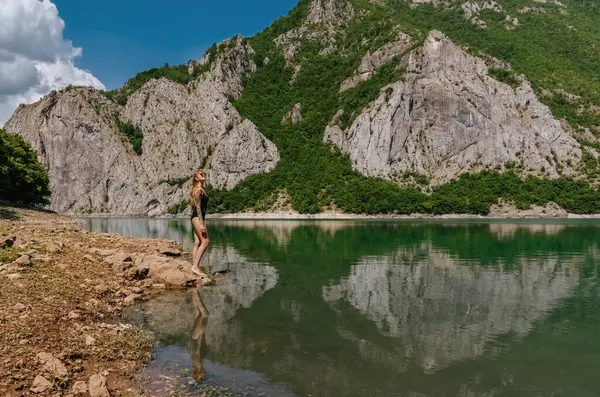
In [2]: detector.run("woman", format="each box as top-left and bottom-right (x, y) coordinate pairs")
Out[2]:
(190, 168), (210, 282)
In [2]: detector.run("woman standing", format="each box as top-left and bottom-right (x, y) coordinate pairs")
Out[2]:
(190, 168), (210, 282)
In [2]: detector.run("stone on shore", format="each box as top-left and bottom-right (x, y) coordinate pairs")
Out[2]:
(104, 252), (133, 265)
(72, 380), (88, 395)
(88, 374), (110, 397)
(160, 247), (182, 257)
(30, 375), (52, 393)
(2, 236), (15, 248)
(37, 352), (68, 378)
(14, 254), (31, 266)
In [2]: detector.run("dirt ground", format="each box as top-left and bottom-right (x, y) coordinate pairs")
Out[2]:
(0, 206), (189, 396)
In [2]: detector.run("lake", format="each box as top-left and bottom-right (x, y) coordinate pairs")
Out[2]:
(81, 218), (600, 397)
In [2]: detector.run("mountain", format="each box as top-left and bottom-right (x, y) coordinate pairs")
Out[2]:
(5, 0), (600, 216)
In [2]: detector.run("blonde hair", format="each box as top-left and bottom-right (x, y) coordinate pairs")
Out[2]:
(190, 169), (207, 208)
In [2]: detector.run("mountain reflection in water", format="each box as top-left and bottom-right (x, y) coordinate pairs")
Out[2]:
(82, 219), (600, 397)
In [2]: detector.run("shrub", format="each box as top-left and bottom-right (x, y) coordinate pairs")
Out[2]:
(0, 129), (50, 205)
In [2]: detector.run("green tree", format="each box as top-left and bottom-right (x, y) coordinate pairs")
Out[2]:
(0, 129), (50, 205)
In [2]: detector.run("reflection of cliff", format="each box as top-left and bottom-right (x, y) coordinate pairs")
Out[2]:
(218, 220), (360, 245)
(323, 246), (580, 373)
(124, 246), (277, 364)
(84, 218), (195, 250)
(488, 223), (566, 239)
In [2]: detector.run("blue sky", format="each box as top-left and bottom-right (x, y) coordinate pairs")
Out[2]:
(53, 0), (299, 89)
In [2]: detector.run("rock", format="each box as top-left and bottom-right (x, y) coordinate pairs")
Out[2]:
(37, 352), (68, 378)
(94, 284), (111, 293)
(160, 248), (182, 257)
(125, 267), (149, 281)
(340, 31), (412, 92)
(130, 287), (143, 294)
(2, 236), (15, 248)
(152, 283), (166, 289)
(85, 335), (97, 346)
(325, 31), (581, 186)
(123, 294), (141, 307)
(7, 273), (22, 280)
(282, 103), (303, 124)
(43, 241), (63, 253)
(147, 259), (197, 287)
(208, 119), (280, 189)
(105, 253), (132, 265)
(71, 380), (88, 395)
(489, 201), (568, 218)
(57, 263), (68, 270)
(88, 374), (110, 397)
(30, 375), (52, 393)
(68, 311), (81, 319)
(14, 255), (31, 266)
(307, 0), (355, 27)
(88, 248), (116, 256)
(112, 262), (133, 274)
(13, 303), (26, 312)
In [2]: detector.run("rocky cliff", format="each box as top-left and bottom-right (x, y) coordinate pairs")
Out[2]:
(5, 37), (279, 215)
(4, 0), (600, 215)
(325, 30), (581, 185)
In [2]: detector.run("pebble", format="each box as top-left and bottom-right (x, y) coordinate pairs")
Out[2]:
(71, 380), (88, 395)
(88, 374), (110, 397)
(30, 375), (51, 393)
(14, 255), (31, 266)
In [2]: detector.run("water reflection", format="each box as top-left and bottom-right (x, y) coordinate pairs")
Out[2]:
(323, 246), (580, 374)
(190, 287), (209, 382)
(94, 219), (600, 397)
(83, 217), (194, 250)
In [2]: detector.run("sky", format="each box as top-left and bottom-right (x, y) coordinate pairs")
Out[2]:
(0, 0), (298, 125)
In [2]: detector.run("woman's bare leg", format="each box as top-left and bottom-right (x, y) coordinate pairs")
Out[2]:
(191, 217), (209, 279)
(192, 227), (200, 272)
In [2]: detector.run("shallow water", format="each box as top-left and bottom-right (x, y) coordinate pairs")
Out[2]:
(82, 218), (600, 397)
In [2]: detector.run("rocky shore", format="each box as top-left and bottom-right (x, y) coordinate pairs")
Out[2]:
(0, 207), (204, 396)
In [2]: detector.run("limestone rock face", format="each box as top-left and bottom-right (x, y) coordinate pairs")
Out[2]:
(325, 31), (581, 185)
(307, 0), (356, 27)
(5, 37), (279, 215)
(274, 0), (355, 80)
(282, 103), (303, 124)
(340, 31), (413, 92)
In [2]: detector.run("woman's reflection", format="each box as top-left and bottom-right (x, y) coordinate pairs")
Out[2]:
(190, 286), (209, 382)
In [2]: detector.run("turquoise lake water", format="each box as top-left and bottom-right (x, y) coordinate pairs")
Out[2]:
(82, 218), (600, 397)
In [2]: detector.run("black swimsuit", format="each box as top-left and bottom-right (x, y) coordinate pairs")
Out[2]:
(191, 194), (209, 220)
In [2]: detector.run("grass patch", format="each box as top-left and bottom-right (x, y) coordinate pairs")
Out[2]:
(488, 67), (520, 88)
(116, 120), (143, 155)
(0, 247), (18, 263)
(98, 327), (156, 363)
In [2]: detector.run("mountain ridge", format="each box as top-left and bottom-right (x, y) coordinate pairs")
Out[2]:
(5, 0), (600, 215)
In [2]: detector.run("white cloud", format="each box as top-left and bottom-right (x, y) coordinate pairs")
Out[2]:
(0, 0), (104, 126)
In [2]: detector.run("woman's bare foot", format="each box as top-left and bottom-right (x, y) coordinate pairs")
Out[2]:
(191, 267), (208, 280)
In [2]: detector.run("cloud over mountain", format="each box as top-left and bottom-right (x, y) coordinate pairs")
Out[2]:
(0, 0), (104, 125)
